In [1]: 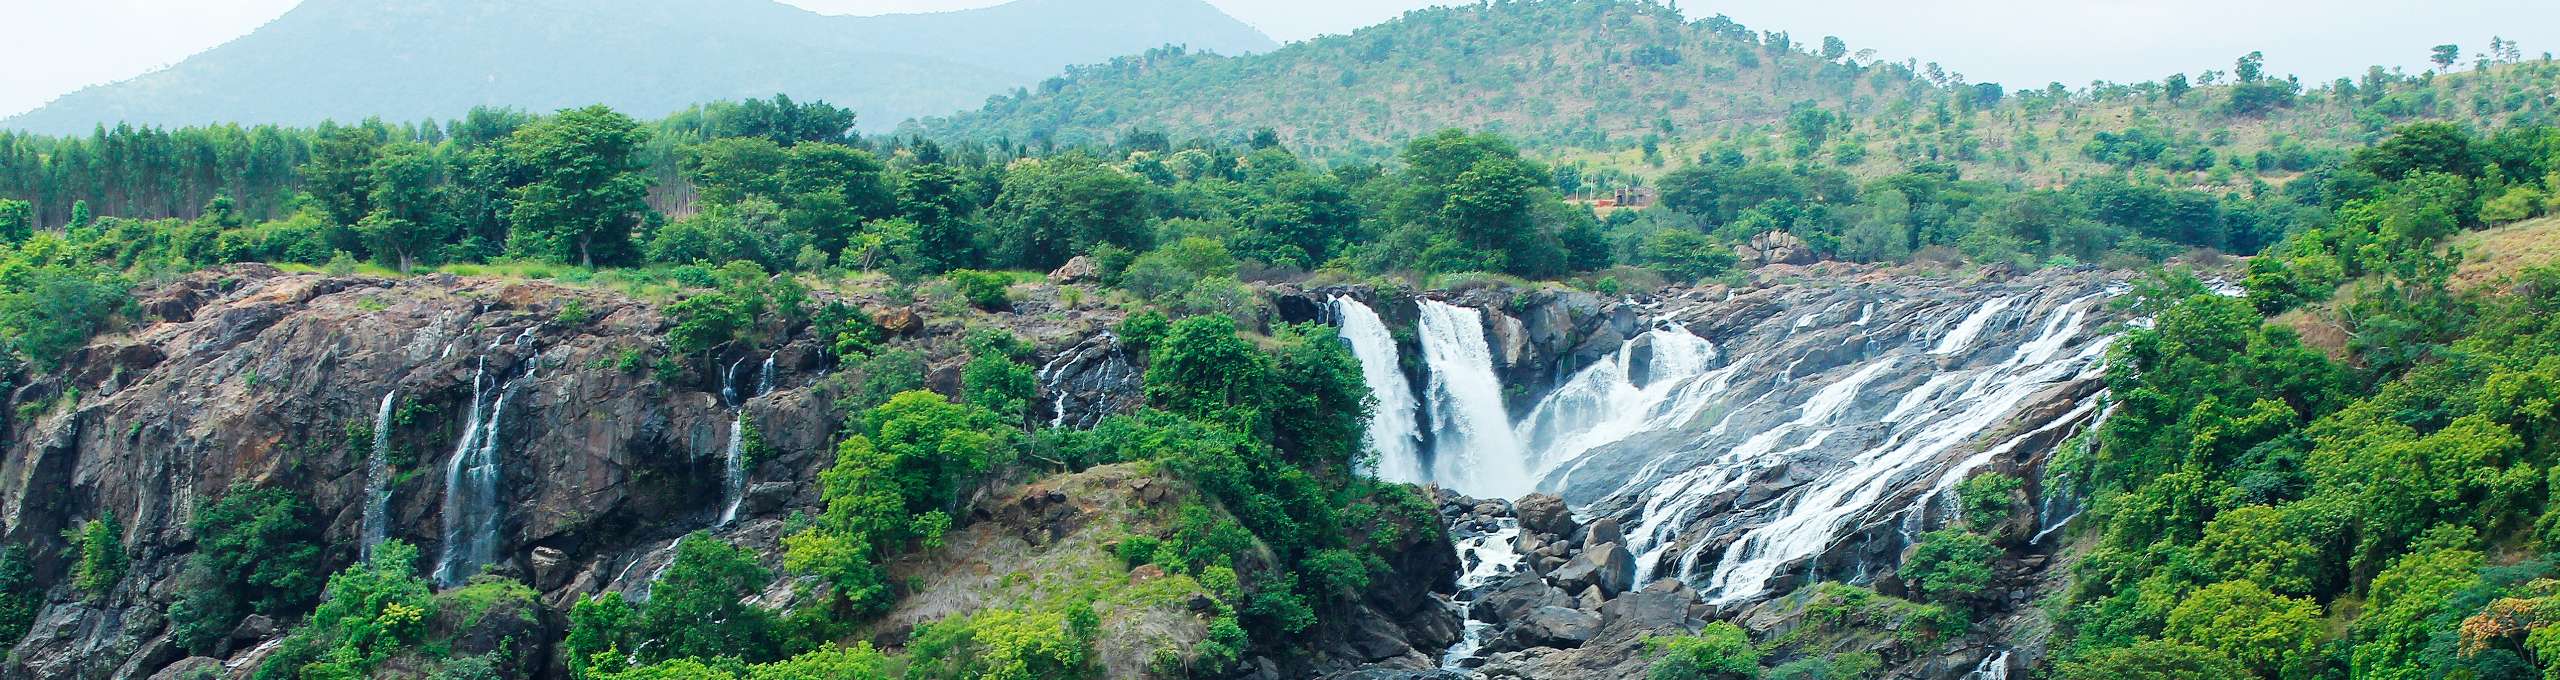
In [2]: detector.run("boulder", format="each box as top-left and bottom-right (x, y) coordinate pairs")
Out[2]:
(1048, 255), (1099, 284)
(1735, 230), (1821, 267)
(1580, 517), (1625, 549)
(1514, 494), (1576, 537)
(1476, 573), (1574, 625)
(529, 546), (571, 591)
(1549, 542), (1635, 598)
(148, 656), (223, 680)
(1508, 606), (1601, 649)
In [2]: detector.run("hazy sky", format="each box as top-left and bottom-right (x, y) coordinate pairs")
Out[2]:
(5, 0), (2554, 119)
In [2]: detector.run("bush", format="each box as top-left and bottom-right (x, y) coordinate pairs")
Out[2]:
(2058, 640), (2247, 680)
(946, 269), (1012, 310)
(1902, 529), (1997, 602)
(905, 608), (1098, 680)
(171, 486), (325, 653)
(1954, 473), (2020, 530)
(65, 512), (126, 597)
(0, 263), (132, 366)
(1647, 622), (1761, 679)
(0, 546), (34, 644)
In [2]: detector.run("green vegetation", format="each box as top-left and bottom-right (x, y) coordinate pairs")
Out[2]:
(2050, 120), (2560, 678)
(255, 541), (436, 680)
(1647, 622), (1763, 679)
(170, 485), (326, 653)
(65, 512), (125, 598)
(0, 546), (35, 645)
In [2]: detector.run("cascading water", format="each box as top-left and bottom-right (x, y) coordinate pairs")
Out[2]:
(717, 354), (776, 527)
(1514, 325), (1718, 475)
(1333, 296), (1426, 483)
(1415, 300), (1533, 499)
(1321, 273), (2123, 634)
(361, 391), (397, 562)
(1969, 650), (2012, 680)
(436, 353), (540, 587)
(1699, 296), (2110, 603)
(1439, 518), (1523, 670)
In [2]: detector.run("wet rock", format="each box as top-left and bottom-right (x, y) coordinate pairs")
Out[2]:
(147, 657), (222, 680)
(1476, 573), (1574, 625)
(1515, 494), (1575, 536)
(1549, 542), (1635, 598)
(1508, 606), (1600, 649)
(1580, 517), (1625, 549)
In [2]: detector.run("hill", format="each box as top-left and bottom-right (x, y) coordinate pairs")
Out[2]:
(912, 0), (2560, 192)
(0, 0), (1275, 135)
(908, 0), (1944, 161)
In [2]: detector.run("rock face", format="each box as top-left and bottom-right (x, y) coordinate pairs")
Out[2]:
(0, 266), (1143, 678)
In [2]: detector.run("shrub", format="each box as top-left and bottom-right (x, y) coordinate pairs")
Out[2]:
(0, 546), (34, 644)
(1902, 529), (1997, 602)
(170, 486), (325, 652)
(906, 608), (1097, 680)
(1955, 473), (2021, 530)
(946, 269), (1012, 309)
(1647, 622), (1762, 679)
(65, 512), (126, 597)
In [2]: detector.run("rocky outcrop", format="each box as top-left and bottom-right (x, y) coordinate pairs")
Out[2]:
(1736, 230), (1821, 267)
(0, 265), (1137, 678)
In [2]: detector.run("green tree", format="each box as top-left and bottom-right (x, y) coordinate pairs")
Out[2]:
(306, 125), (384, 227)
(170, 485), (325, 652)
(0, 200), (30, 244)
(504, 105), (651, 266)
(779, 142), (894, 256)
(2431, 44), (2461, 70)
(357, 141), (451, 272)
(684, 137), (787, 205)
(987, 154), (1148, 271)
(0, 263), (132, 366)
(2163, 580), (2326, 679)
(638, 533), (780, 664)
(2060, 641), (2248, 680)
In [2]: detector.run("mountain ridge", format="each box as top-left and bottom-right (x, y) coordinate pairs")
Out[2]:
(1, 0), (1277, 135)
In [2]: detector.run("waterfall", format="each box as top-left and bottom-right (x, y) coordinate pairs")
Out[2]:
(436, 353), (539, 587)
(361, 391), (397, 562)
(1416, 300), (1532, 499)
(1515, 325), (1718, 476)
(717, 353), (775, 527)
(1626, 358), (1896, 585)
(1969, 650), (2012, 680)
(1700, 297), (2109, 604)
(1333, 297), (1427, 483)
(1439, 518), (1523, 670)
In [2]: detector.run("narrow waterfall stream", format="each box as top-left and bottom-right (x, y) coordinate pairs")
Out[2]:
(717, 353), (776, 527)
(1334, 296), (1426, 483)
(1415, 300), (1533, 499)
(435, 351), (541, 587)
(361, 391), (397, 562)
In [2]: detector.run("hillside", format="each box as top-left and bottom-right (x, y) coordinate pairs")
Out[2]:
(908, 0), (1944, 161)
(913, 0), (2560, 191)
(0, 0), (1275, 135)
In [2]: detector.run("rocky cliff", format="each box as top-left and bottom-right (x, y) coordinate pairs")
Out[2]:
(0, 265), (1167, 678)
